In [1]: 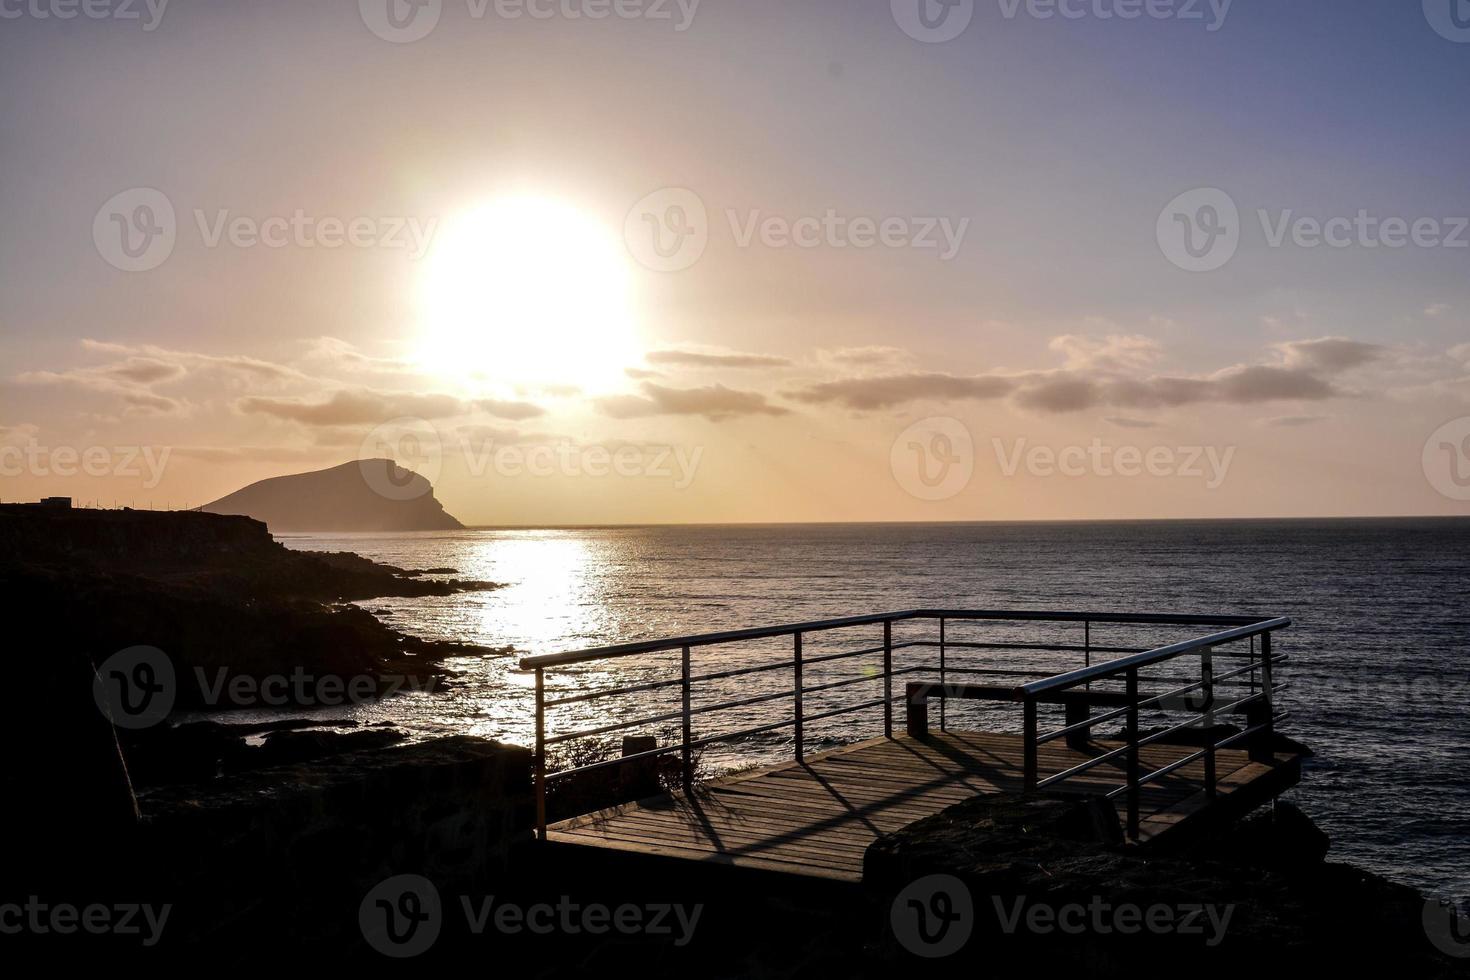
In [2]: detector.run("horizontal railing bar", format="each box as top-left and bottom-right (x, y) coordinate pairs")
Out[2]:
(1037, 701), (1136, 744)
(1098, 712), (1291, 798)
(687, 667), (929, 719)
(520, 610), (1279, 669)
(689, 687), (794, 716)
(1034, 743), (1132, 788)
(1134, 714), (1217, 750)
(544, 741), (681, 780)
(544, 675), (683, 707)
(548, 667), (933, 740)
(1036, 666), (1286, 745)
(543, 707), (689, 746)
(797, 697), (891, 726)
(800, 666), (924, 696)
(916, 666), (1049, 679)
(1017, 618), (1291, 698)
(804, 644), (895, 665)
(908, 640), (1150, 655)
(1106, 747), (1209, 799)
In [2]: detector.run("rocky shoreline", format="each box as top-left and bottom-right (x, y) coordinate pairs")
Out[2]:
(2, 504), (507, 713)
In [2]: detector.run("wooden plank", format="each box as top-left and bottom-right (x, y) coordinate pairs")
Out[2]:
(557, 824), (865, 869)
(546, 830), (861, 882)
(544, 730), (1302, 883)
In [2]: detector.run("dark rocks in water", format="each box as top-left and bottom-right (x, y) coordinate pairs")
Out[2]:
(198, 458), (463, 532)
(120, 721), (409, 788)
(252, 727), (407, 768)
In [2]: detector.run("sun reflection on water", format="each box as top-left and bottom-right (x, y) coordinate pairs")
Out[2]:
(475, 532), (604, 656)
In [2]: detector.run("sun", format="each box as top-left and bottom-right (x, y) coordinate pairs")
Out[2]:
(417, 195), (637, 391)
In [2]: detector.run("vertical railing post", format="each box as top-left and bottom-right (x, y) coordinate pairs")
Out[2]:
(793, 632), (804, 762)
(1253, 631), (1276, 763)
(1022, 698), (1038, 791)
(938, 617), (947, 732)
(1125, 667), (1140, 840)
(1202, 645), (1216, 798)
(883, 620), (893, 738)
(1084, 619), (1092, 692)
(534, 667), (547, 839)
(681, 645), (693, 793)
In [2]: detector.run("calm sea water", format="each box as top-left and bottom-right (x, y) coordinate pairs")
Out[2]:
(271, 519), (1470, 897)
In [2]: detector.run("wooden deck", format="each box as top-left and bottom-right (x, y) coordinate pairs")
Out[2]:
(547, 730), (1303, 883)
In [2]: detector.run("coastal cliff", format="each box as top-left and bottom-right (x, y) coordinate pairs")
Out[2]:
(0, 504), (505, 843)
(198, 458), (464, 532)
(0, 504), (501, 711)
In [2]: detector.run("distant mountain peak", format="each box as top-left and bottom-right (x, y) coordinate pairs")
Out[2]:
(199, 459), (463, 533)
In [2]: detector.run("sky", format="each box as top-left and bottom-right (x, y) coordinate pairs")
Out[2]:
(2, 0), (1469, 524)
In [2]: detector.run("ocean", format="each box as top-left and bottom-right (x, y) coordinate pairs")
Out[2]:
(269, 518), (1470, 898)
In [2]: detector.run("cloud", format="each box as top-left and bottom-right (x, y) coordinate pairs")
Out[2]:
(597, 382), (789, 421)
(80, 339), (302, 383)
(1425, 304), (1451, 318)
(301, 336), (413, 375)
(120, 391), (185, 415)
(1049, 334), (1163, 372)
(98, 357), (187, 385)
(237, 389), (468, 426)
(814, 346), (916, 370)
(1272, 337), (1383, 373)
(786, 372), (1017, 410)
(1259, 415), (1332, 427)
(1102, 417), (1159, 429)
(15, 363), (188, 416)
(788, 336), (1359, 415)
(625, 367), (663, 380)
(236, 387), (546, 427)
(473, 398), (548, 421)
(1209, 364), (1340, 402)
(645, 348), (791, 369)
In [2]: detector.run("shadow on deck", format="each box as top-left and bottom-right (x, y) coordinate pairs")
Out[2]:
(545, 730), (1303, 884)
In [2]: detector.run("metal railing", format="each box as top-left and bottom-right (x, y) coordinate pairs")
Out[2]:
(519, 610), (1291, 839)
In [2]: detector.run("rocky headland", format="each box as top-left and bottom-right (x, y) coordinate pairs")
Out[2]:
(198, 458), (464, 532)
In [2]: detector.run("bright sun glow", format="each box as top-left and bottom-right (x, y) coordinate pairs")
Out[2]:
(417, 195), (637, 390)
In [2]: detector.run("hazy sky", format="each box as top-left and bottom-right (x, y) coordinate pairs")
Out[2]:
(3, 0), (1469, 523)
